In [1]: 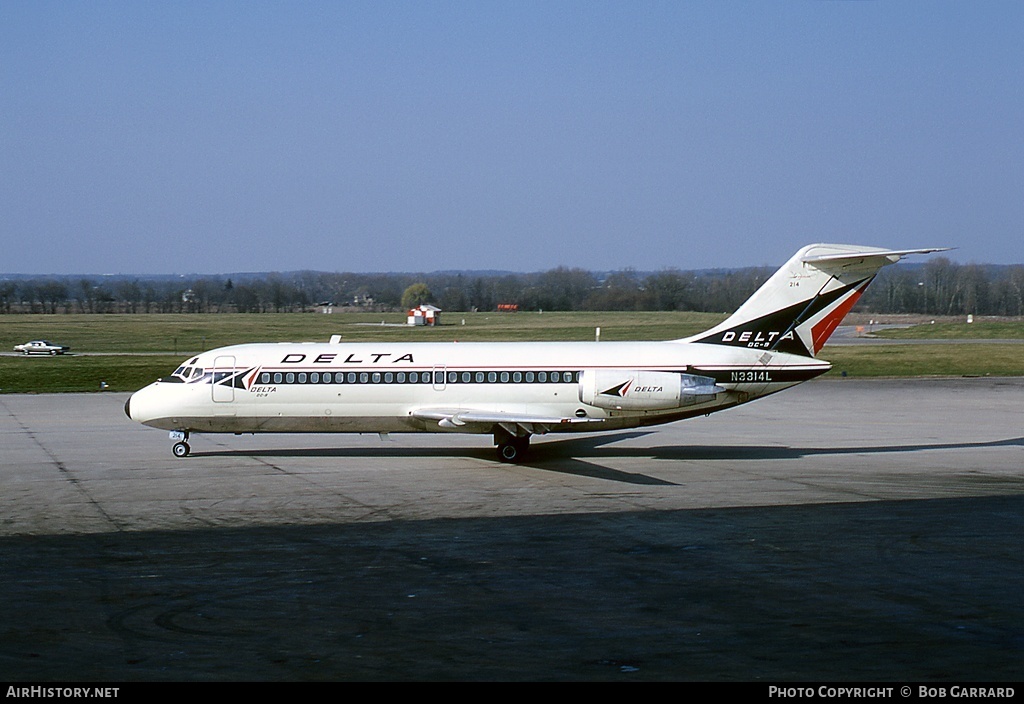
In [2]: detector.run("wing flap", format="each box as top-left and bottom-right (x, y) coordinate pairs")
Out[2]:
(412, 408), (602, 435)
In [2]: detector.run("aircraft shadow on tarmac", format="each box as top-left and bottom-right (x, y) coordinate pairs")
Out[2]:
(192, 433), (1024, 486)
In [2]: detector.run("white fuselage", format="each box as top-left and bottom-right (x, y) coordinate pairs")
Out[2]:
(125, 339), (830, 436)
(124, 243), (944, 460)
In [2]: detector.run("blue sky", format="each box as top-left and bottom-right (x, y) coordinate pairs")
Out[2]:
(2, 1), (1022, 274)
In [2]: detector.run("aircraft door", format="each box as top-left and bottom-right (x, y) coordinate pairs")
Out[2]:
(212, 355), (236, 403)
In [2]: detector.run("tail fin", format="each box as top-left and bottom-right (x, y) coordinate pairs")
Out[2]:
(685, 244), (949, 358)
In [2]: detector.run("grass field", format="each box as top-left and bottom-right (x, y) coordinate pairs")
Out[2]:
(0, 311), (725, 352)
(873, 319), (1024, 339)
(2, 312), (1022, 393)
(822, 344), (1024, 379)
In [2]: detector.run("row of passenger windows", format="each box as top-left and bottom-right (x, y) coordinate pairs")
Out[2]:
(257, 370), (580, 386)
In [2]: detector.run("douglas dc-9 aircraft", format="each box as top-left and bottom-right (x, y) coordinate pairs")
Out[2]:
(125, 244), (945, 462)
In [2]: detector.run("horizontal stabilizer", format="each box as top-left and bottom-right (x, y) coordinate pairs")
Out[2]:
(802, 246), (953, 264)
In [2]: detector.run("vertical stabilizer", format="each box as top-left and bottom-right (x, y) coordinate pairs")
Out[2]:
(685, 244), (948, 357)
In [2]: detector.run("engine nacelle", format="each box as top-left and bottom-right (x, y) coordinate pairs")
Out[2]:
(578, 370), (723, 411)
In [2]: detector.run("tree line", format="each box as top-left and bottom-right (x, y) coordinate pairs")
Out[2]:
(2, 257), (1022, 317)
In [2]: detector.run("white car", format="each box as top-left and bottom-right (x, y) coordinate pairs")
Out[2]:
(14, 340), (70, 355)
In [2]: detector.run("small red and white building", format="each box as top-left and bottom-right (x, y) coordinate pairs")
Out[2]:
(407, 304), (441, 326)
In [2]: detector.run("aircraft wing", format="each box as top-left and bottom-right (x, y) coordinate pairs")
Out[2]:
(412, 408), (603, 436)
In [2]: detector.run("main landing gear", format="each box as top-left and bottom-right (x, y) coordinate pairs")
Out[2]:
(170, 430), (190, 458)
(494, 427), (530, 463)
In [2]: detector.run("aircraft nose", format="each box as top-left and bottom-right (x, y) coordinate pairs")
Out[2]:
(123, 383), (175, 429)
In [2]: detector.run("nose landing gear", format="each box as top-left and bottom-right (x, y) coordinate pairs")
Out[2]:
(170, 430), (190, 458)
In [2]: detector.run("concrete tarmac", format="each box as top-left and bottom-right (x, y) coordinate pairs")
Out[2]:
(1, 378), (1022, 680)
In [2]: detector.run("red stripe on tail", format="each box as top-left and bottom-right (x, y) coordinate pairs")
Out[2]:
(810, 280), (871, 354)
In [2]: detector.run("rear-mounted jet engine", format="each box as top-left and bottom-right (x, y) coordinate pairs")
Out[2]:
(578, 370), (724, 411)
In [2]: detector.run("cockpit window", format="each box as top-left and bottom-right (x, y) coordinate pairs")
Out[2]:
(168, 365), (207, 382)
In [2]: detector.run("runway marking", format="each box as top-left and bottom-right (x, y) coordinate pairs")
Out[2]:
(200, 434), (407, 523)
(0, 397), (125, 532)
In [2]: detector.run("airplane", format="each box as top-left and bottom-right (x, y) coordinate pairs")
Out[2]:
(124, 243), (947, 462)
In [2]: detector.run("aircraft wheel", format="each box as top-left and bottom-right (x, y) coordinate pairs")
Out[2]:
(497, 437), (529, 463)
(172, 442), (191, 458)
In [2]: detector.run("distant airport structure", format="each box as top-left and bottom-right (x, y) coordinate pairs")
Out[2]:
(407, 304), (441, 326)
